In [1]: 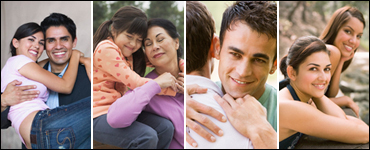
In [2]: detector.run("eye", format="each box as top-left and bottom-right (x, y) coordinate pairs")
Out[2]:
(157, 38), (164, 42)
(230, 52), (241, 58)
(344, 29), (351, 34)
(39, 42), (45, 46)
(357, 34), (362, 39)
(28, 38), (35, 42)
(254, 58), (266, 64)
(145, 42), (152, 47)
(309, 67), (317, 71)
(324, 67), (331, 72)
(47, 39), (54, 43)
(126, 34), (133, 39)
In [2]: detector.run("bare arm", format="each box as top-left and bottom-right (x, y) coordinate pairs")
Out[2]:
(312, 95), (347, 119)
(280, 100), (368, 144)
(18, 50), (81, 94)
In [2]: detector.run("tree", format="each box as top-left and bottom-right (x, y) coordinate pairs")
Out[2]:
(93, 1), (108, 35)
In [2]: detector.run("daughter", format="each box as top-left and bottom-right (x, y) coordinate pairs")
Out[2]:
(1, 22), (90, 149)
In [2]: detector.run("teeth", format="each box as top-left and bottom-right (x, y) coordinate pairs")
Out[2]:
(313, 84), (324, 88)
(234, 79), (247, 84)
(29, 51), (38, 55)
(344, 45), (353, 50)
(54, 52), (66, 55)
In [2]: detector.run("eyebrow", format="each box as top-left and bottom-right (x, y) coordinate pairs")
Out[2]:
(229, 46), (270, 60)
(30, 35), (44, 41)
(307, 63), (332, 67)
(46, 35), (70, 41)
(145, 33), (163, 42)
(346, 26), (363, 34)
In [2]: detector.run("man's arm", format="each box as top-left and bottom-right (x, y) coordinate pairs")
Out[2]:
(1, 80), (39, 128)
(214, 94), (277, 149)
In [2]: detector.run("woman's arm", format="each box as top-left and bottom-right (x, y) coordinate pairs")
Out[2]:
(107, 80), (161, 128)
(312, 95), (347, 119)
(79, 56), (91, 82)
(280, 100), (369, 144)
(18, 50), (81, 94)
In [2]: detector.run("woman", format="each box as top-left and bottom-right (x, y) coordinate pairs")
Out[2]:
(107, 18), (185, 149)
(319, 6), (365, 117)
(1, 22), (91, 149)
(279, 36), (368, 149)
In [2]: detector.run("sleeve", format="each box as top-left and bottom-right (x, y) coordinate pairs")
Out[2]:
(95, 43), (175, 96)
(1, 106), (11, 129)
(13, 55), (35, 71)
(106, 80), (161, 128)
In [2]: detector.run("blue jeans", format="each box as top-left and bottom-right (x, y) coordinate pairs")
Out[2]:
(30, 96), (91, 149)
(93, 111), (174, 149)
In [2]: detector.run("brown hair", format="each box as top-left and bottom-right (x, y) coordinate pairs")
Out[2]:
(186, 1), (216, 73)
(93, 6), (148, 77)
(219, 1), (277, 62)
(319, 6), (365, 72)
(280, 36), (330, 79)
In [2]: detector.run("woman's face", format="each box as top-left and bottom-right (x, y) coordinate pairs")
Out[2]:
(114, 30), (143, 58)
(144, 26), (179, 67)
(293, 51), (331, 99)
(14, 31), (44, 61)
(333, 17), (364, 57)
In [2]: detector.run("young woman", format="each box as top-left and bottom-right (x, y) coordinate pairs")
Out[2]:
(319, 6), (365, 117)
(107, 18), (185, 149)
(279, 36), (368, 149)
(1, 22), (91, 149)
(92, 6), (183, 149)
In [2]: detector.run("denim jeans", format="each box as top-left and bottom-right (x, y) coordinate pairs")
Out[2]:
(30, 96), (91, 149)
(93, 111), (174, 149)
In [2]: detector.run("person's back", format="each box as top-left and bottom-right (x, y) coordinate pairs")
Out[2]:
(186, 75), (253, 149)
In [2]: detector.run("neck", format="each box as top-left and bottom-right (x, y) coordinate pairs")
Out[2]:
(155, 59), (179, 78)
(187, 58), (213, 79)
(49, 61), (69, 73)
(290, 81), (311, 103)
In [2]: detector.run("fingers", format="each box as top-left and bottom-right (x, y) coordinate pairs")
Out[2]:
(187, 84), (207, 95)
(187, 97), (226, 123)
(9, 80), (22, 86)
(186, 117), (216, 143)
(223, 94), (238, 109)
(186, 132), (198, 148)
(214, 94), (232, 119)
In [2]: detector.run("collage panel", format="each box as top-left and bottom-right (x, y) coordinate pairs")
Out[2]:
(1, 1), (91, 149)
(92, 1), (185, 149)
(185, 1), (277, 149)
(279, 1), (369, 149)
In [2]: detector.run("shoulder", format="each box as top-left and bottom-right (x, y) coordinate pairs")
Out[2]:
(326, 44), (341, 60)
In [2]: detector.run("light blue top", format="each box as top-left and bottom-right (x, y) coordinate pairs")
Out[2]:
(46, 62), (69, 109)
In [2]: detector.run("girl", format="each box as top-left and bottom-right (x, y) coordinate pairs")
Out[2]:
(319, 6), (365, 117)
(92, 6), (183, 149)
(1, 22), (90, 149)
(279, 36), (368, 149)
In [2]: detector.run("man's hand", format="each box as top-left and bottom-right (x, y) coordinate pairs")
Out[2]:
(1, 80), (39, 112)
(186, 84), (226, 147)
(214, 94), (277, 149)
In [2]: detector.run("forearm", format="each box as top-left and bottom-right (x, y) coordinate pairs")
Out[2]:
(60, 53), (80, 93)
(107, 80), (161, 128)
(327, 60), (344, 97)
(248, 120), (277, 149)
(313, 96), (346, 119)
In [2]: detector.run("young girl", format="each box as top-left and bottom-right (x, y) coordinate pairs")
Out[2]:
(92, 6), (183, 149)
(319, 6), (365, 117)
(279, 36), (368, 149)
(1, 22), (91, 149)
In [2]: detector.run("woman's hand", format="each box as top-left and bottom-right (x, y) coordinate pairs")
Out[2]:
(176, 72), (184, 94)
(153, 72), (177, 91)
(340, 51), (355, 63)
(72, 49), (84, 58)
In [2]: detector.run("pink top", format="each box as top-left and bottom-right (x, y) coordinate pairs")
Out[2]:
(93, 39), (180, 118)
(1, 55), (49, 145)
(107, 71), (184, 149)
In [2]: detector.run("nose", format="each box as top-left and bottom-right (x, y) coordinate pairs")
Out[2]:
(55, 40), (62, 50)
(317, 70), (327, 81)
(348, 35), (358, 45)
(236, 59), (252, 77)
(33, 42), (39, 49)
(152, 41), (160, 52)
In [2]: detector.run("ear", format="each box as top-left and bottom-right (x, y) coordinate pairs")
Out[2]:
(72, 37), (77, 48)
(269, 59), (277, 74)
(209, 33), (219, 58)
(12, 38), (20, 48)
(214, 33), (221, 60)
(287, 65), (297, 81)
(175, 38), (179, 50)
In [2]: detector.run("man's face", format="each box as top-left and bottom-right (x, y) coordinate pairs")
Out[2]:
(216, 21), (276, 99)
(45, 26), (76, 65)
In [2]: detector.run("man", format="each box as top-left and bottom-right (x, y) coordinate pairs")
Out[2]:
(186, 1), (277, 149)
(1, 13), (91, 149)
(185, 1), (253, 149)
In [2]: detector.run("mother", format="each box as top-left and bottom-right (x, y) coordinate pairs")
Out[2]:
(107, 18), (185, 149)
(319, 6), (365, 117)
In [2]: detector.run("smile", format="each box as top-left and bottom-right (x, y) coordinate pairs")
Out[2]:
(29, 50), (38, 55)
(312, 83), (325, 90)
(344, 44), (353, 52)
(153, 53), (164, 58)
(231, 77), (251, 85)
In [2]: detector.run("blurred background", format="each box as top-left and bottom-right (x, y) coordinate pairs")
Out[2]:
(201, 1), (278, 89)
(93, 1), (184, 74)
(279, 1), (369, 125)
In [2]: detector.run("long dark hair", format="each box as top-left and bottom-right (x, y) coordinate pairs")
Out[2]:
(10, 22), (43, 56)
(145, 18), (184, 70)
(93, 6), (147, 77)
(319, 6), (365, 73)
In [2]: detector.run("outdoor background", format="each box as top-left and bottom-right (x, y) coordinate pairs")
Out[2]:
(201, 1), (278, 89)
(93, 1), (184, 75)
(1, 1), (91, 149)
(279, 1), (369, 125)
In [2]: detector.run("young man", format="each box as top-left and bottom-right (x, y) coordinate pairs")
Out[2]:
(1, 13), (91, 149)
(186, 1), (277, 149)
